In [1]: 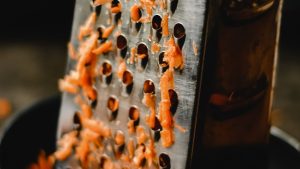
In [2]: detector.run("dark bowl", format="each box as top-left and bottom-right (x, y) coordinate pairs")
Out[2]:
(0, 95), (60, 169)
(0, 95), (299, 169)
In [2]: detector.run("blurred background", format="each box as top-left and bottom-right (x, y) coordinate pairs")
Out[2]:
(0, 1), (299, 140)
(0, 1), (75, 123)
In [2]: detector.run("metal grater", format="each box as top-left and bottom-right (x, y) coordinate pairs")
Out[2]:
(56, 0), (207, 168)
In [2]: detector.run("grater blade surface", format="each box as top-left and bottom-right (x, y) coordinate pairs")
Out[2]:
(57, 0), (207, 168)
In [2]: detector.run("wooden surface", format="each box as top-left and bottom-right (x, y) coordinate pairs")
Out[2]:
(201, 0), (282, 147)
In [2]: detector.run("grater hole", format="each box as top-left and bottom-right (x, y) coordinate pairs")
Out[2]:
(155, 29), (162, 42)
(170, 0), (179, 14)
(177, 34), (186, 50)
(73, 112), (80, 125)
(117, 34), (128, 50)
(139, 143), (146, 152)
(91, 98), (98, 109)
(122, 70), (134, 95)
(154, 130), (161, 142)
(107, 96), (119, 120)
(73, 111), (82, 131)
(152, 15), (162, 30)
(135, 22), (143, 32)
(152, 116), (162, 131)
(122, 70), (133, 85)
(99, 155), (110, 169)
(114, 12), (122, 24)
(159, 153), (171, 169)
(101, 61), (113, 76)
(114, 130), (125, 146)
(111, 0), (121, 13)
(174, 23), (186, 49)
(137, 43), (148, 55)
(141, 55), (149, 69)
(137, 43), (149, 69)
(140, 158), (147, 167)
(168, 89), (179, 115)
(159, 52), (169, 73)
(100, 61), (113, 85)
(134, 143), (147, 167)
(143, 80), (155, 94)
(116, 144), (125, 155)
(173, 23), (186, 39)
(86, 87), (98, 103)
(158, 52), (165, 64)
(117, 34), (128, 58)
(152, 14), (163, 42)
(111, 0), (120, 7)
(95, 5), (102, 16)
(129, 106), (140, 126)
(97, 26), (106, 42)
(130, 4), (142, 22)
(97, 26), (103, 37)
(99, 156), (106, 168)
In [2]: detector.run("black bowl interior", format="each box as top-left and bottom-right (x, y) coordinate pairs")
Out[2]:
(0, 95), (60, 169)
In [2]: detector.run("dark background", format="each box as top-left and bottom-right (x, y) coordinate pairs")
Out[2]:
(0, 1), (75, 41)
(0, 0), (299, 140)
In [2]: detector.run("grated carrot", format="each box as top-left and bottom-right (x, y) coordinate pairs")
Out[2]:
(68, 42), (78, 60)
(192, 40), (199, 56)
(130, 4), (141, 22)
(93, 40), (113, 55)
(164, 36), (184, 70)
(117, 61), (126, 80)
(160, 129), (174, 148)
(111, 2), (122, 13)
(102, 25), (115, 39)
(78, 12), (97, 41)
(93, 0), (112, 6)
(151, 42), (161, 54)
(0, 98), (11, 119)
(161, 13), (169, 37)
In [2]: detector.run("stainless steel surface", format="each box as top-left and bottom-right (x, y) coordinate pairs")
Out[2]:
(57, 0), (207, 168)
